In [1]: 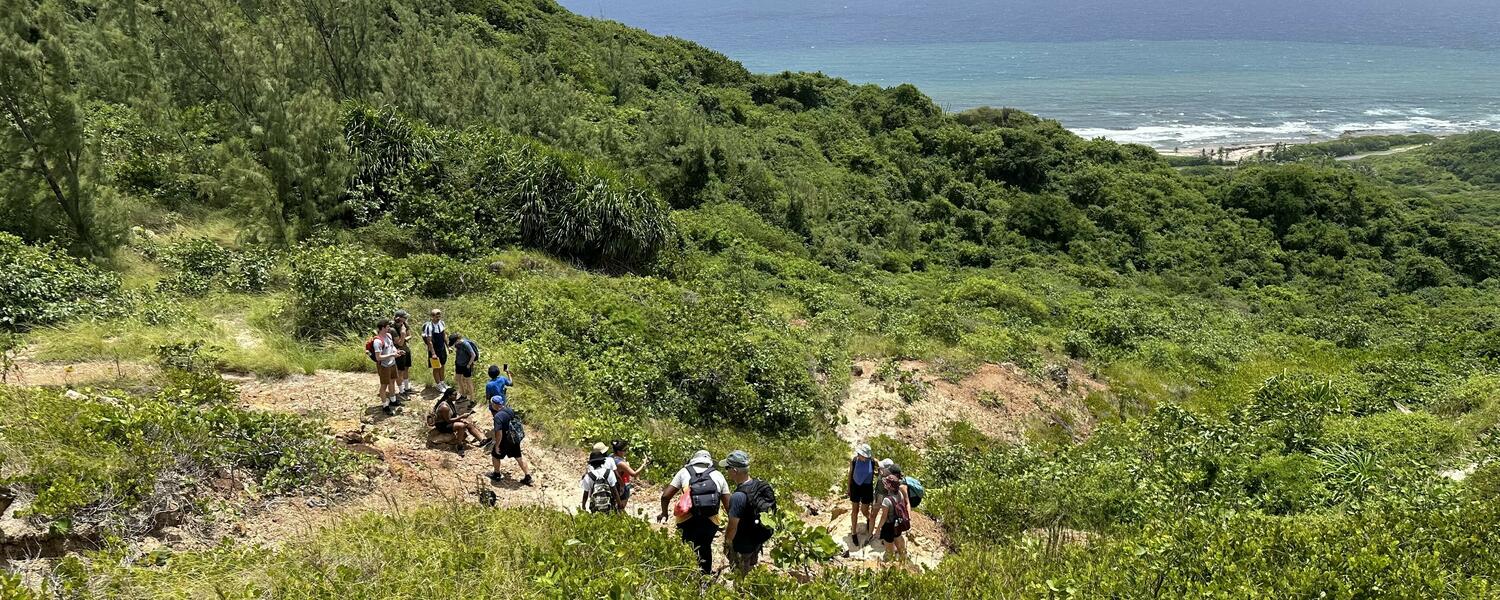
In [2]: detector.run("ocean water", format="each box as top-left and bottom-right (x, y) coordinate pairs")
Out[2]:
(558, 0), (1500, 148)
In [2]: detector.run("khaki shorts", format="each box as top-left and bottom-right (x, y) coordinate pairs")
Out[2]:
(377, 364), (396, 385)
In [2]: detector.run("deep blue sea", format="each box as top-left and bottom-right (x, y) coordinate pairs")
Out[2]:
(559, 0), (1500, 148)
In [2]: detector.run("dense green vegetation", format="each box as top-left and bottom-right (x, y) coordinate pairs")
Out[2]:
(6, 0), (1500, 595)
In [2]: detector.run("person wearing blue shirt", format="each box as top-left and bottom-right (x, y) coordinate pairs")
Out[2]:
(485, 364), (512, 405)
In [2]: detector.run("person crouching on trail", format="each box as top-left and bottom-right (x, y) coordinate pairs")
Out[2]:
(432, 387), (488, 453)
(488, 392), (533, 486)
(580, 449), (621, 513)
(657, 449), (730, 575)
(848, 443), (877, 548)
(422, 308), (448, 392)
(723, 450), (776, 576)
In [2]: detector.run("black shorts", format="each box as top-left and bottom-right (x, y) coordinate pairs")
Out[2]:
(455, 364), (474, 378)
(435, 421), (455, 434)
(849, 481), (875, 504)
(880, 521), (900, 543)
(395, 351), (412, 370)
(492, 439), (522, 459)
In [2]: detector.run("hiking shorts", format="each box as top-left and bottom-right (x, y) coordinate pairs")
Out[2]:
(377, 364), (396, 385)
(435, 421), (455, 434)
(849, 481), (875, 504)
(395, 350), (411, 370)
(493, 438), (522, 459)
(455, 364), (474, 378)
(430, 343), (447, 366)
(879, 521), (901, 544)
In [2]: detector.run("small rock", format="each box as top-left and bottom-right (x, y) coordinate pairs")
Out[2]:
(159, 526), (188, 543)
(851, 365), (865, 377)
(64, 389), (88, 401)
(305, 497), (328, 508)
(486, 261), (506, 274)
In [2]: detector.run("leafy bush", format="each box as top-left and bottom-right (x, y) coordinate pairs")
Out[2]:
(0, 378), (360, 534)
(0, 233), (119, 330)
(156, 238), (281, 295)
(287, 244), (406, 338)
(496, 276), (828, 433)
(404, 253), (489, 298)
(947, 277), (1049, 322)
(1320, 411), (1461, 468)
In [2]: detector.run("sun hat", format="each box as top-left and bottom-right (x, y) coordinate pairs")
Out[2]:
(856, 443), (872, 458)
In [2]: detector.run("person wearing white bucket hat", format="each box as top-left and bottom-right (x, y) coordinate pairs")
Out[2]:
(848, 442), (877, 548)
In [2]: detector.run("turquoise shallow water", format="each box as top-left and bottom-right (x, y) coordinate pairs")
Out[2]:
(559, 0), (1500, 148)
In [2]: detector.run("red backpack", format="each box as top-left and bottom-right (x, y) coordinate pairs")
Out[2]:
(365, 337), (379, 363)
(891, 490), (912, 534)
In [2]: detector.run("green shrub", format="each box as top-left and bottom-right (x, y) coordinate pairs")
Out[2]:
(0, 378), (360, 533)
(0, 232), (119, 330)
(1239, 372), (1347, 453)
(948, 276), (1049, 322)
(287, 244), (406, 338)
(155, 238), (281, 295)
(1247, 453), (1330, 514)
(404, 253), (489, 298)
(1320, 411), (1461, 468)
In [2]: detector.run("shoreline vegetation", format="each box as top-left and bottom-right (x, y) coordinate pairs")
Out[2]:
(1154, 131), (1447, 165)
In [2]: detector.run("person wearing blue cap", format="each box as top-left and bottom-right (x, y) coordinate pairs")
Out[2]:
(487, 374), (532, 486)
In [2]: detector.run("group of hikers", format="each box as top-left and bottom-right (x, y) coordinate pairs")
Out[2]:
(364, 310), (923, 575)
(366, 308), (531, 485)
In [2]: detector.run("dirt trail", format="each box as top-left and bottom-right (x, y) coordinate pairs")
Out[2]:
(5, 354), (1103, 574)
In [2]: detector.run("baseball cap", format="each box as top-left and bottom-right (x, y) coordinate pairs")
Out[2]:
(720, 450), (750, 469)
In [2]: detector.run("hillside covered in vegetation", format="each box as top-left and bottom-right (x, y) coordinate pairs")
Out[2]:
(6, 0), (1500, 596)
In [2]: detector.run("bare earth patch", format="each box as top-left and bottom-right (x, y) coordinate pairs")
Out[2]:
(839, 359), (1104, 450)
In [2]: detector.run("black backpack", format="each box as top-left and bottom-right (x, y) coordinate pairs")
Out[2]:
(735, 479), (778, 547)
(687, 466), (721, 518)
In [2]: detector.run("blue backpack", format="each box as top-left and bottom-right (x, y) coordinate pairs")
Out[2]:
(904, 476), (926, 508)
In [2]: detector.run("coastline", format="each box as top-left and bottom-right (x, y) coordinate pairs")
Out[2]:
(1146, 130), (1456, 162)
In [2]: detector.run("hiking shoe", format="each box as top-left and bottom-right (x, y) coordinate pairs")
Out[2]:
(488, 472), (503, 484)
(519, 475), (534, 487)
(478, 437), (494, 449)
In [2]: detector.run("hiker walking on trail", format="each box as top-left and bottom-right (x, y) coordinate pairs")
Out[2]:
(877, 474), (911, 563)
(485, 364), (512, 405)
(612, 439), (648, 511)
(422, 309), (448, 392)
(580, 449), (621, 513)
(488, 393), (533, 486)
(392, 310), (413, 394)
(432, 387), (488, 452)
(848, 443), (877, 548)
(368, 320), (403, 413)
(449, 333), (479, 401)
(657, 449), (731, 575)
(723, 450), (776, 576)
